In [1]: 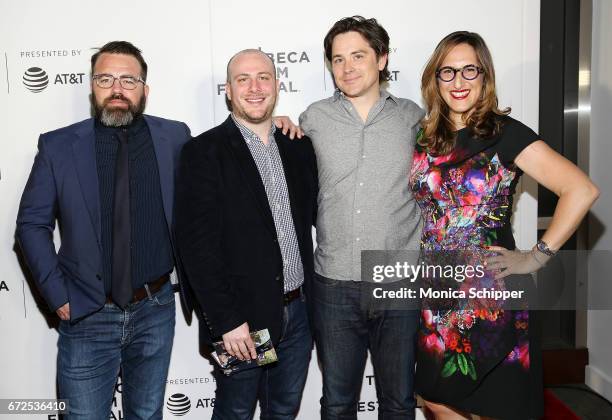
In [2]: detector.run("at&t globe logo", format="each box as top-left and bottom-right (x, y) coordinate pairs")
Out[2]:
(167, 393), (191, 416)
(23, 67), (49, 93)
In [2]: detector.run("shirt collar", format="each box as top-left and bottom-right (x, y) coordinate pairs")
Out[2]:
(231, 113), (276, 143)
(332, 88), (398, 105)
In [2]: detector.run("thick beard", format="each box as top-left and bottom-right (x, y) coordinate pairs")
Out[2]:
(93, 93), (146, 127)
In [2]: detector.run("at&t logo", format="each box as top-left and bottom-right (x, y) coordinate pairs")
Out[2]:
(167, 393), (191, 416)
(22, 66), (86, 93)
(23, 67), (49, 93)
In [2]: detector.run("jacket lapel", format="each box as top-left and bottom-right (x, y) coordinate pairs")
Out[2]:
(72, 119), (101, 248)
(146, 116), (174, 229)
(224, 117), (277, 237)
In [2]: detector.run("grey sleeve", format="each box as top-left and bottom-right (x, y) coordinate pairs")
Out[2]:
(299, 108), (312, 137)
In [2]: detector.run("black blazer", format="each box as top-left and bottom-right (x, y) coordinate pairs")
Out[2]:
(175, 116), (317, 345)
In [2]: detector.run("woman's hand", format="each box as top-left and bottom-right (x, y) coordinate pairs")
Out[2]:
(486, 246), (549, 279)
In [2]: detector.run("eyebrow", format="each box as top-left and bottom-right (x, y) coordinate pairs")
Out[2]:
(234, 71), (274, 78)
(332, 49), (368, 59)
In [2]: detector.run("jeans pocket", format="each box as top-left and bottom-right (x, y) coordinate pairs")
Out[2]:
(313, 273), (340, 287)
(153, 284), (176, 306)
(312, 274), (358, 308)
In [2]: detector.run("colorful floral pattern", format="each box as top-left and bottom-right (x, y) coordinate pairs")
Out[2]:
(409, 130), (531, 382)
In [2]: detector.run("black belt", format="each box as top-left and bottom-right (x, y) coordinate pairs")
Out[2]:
(283, 287), (302, 305)
(106, 274), (170, 305)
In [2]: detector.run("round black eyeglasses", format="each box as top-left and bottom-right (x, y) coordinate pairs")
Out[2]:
(436, 65), (483, 82)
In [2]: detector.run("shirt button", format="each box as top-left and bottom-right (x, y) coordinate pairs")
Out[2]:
(356, 209), (361, 214)
(362, 155), (366, 159)
(356, 237), (360, 242)
(359, 182), (364, 186)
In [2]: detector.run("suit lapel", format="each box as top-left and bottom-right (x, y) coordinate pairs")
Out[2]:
(146, 116), (174, 229)
(224, 117), (277, 237)
(72, 119), (101, 247)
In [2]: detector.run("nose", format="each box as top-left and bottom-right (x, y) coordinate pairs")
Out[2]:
(453, 71), (464, 88)
(248, 78), (261, 92)
(111, 77), (124, 93)
(343, 60), (354, 74)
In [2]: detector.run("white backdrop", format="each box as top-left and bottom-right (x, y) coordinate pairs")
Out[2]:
(0, 1), (540, 419)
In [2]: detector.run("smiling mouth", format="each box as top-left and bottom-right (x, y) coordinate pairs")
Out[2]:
(244, 97), (265, 104)
(450, 90), (470, 100)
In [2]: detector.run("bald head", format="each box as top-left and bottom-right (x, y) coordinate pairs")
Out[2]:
(226, 49), (276, 82)
(224, 48), (279, 127)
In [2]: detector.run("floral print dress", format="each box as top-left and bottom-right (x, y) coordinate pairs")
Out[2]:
(409, 116), (544, 419)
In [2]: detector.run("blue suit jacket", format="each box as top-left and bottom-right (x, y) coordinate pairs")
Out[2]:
(16, 115), (193, 322)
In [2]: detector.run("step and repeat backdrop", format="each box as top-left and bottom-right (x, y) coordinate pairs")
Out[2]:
(0, 1), (539, 418)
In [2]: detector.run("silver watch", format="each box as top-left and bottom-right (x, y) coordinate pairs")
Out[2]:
(535, 240), (557, 257)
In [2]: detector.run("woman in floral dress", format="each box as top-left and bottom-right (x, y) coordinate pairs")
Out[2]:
(409, 31), (599, 419)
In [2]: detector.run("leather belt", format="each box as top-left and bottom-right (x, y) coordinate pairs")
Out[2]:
(283, 287), (302, 305)
(106, 274), (170, 305)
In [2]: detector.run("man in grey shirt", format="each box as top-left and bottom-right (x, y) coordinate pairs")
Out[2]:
(299, 16), (424, 419)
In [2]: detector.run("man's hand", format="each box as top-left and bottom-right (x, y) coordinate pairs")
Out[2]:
(273, 116), (304, 139)
(222, 322), (257, 361)
(56, 303), (70, 320)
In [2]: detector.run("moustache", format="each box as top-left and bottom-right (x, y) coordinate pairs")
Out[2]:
(104, 94), (131, 105)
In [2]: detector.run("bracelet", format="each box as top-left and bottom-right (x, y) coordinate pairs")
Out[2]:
(536, 240), (557, 257)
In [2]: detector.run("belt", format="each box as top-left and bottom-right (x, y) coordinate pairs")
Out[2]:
(106, 274), (170, 305)
(283, 286), (302, 305)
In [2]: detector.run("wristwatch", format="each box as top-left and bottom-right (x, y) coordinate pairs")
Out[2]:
(535, 240), (557, 257)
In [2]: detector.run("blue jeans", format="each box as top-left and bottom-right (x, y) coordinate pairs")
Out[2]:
(57, 281), (176, 420)
(311, 273), (419, 420)
(212, 294), (312, 420)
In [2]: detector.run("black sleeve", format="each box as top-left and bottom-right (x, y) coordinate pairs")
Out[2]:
(304, 136), (319, 226)
(496, 117), (540, 165)
(175, 140), (245, 338)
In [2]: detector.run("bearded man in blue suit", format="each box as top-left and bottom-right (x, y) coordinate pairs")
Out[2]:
(16, 41), (192, 420)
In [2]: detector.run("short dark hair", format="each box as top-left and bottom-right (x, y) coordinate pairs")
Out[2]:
(91, 41), (148, 81)
(323, 16), (390, 82)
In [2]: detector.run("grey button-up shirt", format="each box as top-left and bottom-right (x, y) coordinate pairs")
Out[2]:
(231, 114), (304, 292)
(300, 90), (425, 281)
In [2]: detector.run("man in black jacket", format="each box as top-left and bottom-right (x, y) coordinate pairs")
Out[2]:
(176, 49), (318, 419)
